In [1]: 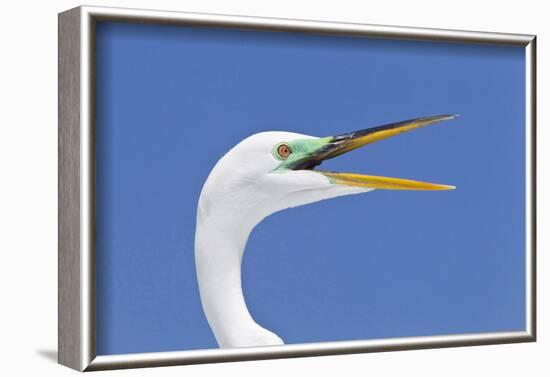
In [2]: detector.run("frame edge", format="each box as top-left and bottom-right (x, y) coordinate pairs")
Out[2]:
(82, 5), (535, 46)
(58, 6), (83, 372)
(84, 331), (534, 371)
(526, 36), (537, 341)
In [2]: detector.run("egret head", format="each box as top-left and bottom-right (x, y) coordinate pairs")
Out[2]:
(196, 114), (458, 348)
(199, 115), (456, 225)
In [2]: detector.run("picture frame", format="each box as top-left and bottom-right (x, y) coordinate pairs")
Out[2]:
(59, 5), (536, 371)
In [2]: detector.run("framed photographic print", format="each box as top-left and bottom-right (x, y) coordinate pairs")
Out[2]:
(58, 5), (536, 371)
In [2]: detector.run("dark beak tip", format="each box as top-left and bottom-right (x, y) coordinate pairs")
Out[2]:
(443, 113), (460, 120)
(427, 114), (459, 122)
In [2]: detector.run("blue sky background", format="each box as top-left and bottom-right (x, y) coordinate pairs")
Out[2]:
(95, 22), (526, 355)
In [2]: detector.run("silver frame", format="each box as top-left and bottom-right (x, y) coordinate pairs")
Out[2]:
(58, 5), (537, 371)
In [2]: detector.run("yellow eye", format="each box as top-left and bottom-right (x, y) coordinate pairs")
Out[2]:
(277, 143), (292, 159)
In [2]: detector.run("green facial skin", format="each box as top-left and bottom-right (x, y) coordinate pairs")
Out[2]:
(272, 137), (332, 172)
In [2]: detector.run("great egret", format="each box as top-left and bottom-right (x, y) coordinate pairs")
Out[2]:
(195, 115), (457, 348)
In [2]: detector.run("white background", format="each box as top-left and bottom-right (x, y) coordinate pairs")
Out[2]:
(0, 0), (546, 375)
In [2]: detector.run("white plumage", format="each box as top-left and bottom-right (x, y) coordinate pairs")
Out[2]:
(195, 132), (369, 348)
(194, 115), (456, 348)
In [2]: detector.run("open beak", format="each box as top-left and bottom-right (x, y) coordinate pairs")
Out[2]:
(291, 115), (457, 190)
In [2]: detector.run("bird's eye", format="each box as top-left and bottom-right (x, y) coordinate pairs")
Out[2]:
(277, 143), (292, 159)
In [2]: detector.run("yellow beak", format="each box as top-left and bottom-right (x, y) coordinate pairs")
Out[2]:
(291, 114), (457, 191)
(321, 171), (455, 191)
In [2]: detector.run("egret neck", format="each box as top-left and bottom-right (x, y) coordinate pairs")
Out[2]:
(195, 194), (284, 348)
(194, 115), (457, 348)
